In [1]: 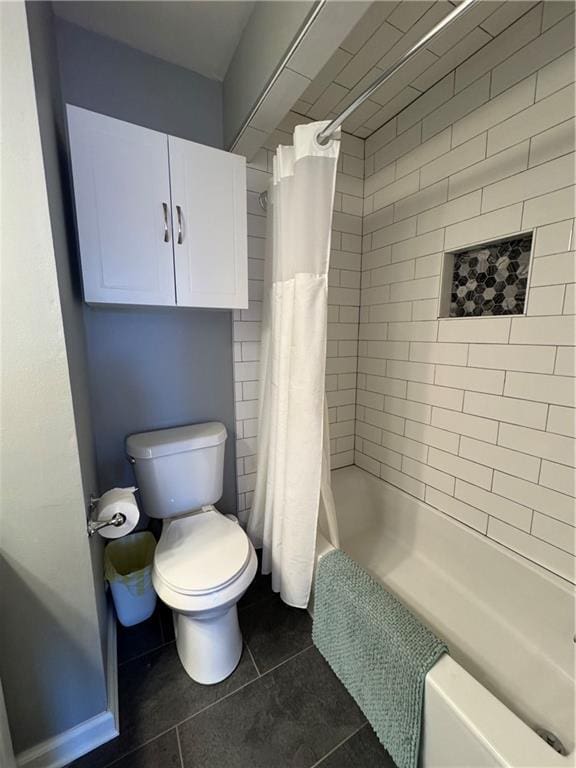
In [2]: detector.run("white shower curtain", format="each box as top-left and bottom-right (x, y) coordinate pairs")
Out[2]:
(247, 121), (340, 608)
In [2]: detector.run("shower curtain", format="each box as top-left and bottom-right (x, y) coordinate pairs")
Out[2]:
(247, 121), (340, 608)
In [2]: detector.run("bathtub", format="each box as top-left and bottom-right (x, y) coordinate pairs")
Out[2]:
(312, 465), (575, 768)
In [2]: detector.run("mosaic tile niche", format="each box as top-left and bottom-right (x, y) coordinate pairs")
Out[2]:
(448, 234), (533, 317)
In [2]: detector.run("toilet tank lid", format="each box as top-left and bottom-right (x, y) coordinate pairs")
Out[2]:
(126, 422), (227, 459)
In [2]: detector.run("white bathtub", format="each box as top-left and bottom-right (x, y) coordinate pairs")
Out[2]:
(313, 466), (575, 768)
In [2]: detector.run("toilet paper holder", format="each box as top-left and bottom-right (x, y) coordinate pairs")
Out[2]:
(87, 495), (127, 537)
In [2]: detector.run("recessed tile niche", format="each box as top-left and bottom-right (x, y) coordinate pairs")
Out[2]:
(439, 233), (533, 318)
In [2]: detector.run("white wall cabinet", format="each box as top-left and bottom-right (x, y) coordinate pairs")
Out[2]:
(67, 105), (248, 309)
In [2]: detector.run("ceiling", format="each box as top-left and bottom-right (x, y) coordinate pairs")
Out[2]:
(52, 1), (255, 81)
(293, 0), (539, 138)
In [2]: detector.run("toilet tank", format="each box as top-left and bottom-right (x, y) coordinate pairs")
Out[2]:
(126, 422), (227, 519)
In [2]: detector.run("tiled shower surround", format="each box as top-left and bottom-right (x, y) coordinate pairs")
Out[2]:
(234, 8), (575, 583)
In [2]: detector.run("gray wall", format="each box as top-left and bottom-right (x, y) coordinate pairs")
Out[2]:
(55, 19), (238, 514)
(1, 1), (107, 753)
(26, 0), (109, 675)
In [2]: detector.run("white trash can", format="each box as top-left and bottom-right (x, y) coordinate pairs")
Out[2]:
(105, 532), (157, 627)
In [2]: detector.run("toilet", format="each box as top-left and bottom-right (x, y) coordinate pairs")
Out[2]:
(126, 422), (257, 685)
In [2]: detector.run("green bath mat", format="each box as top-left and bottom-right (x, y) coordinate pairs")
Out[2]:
(312, 549), (448, 768)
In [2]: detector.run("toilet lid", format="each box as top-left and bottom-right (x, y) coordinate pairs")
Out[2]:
(154, 508), (251, 595)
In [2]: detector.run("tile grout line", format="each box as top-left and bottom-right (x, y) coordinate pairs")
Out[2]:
(245, 642), (261, 676)
(175, 726), (185, 768)
(99, 643), (317, 768)
(309, 722), (368, 768)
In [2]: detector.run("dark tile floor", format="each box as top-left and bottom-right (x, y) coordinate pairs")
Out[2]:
(69, 570), (395, 768)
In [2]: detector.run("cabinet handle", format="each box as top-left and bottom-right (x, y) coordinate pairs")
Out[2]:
(176, 205), (183, 245)
(162, 202), (170, 242)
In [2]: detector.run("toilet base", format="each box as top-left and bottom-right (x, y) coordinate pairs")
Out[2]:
(174, 604), (243, 684)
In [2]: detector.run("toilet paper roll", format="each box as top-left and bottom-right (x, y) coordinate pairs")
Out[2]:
(95, 487), (140, 539)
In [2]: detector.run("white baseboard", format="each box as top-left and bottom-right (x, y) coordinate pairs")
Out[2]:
(16, 605), (119, 768)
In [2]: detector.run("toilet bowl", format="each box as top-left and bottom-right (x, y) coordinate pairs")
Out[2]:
(126, 422), (257, 684)
(153, 506), (257, 684)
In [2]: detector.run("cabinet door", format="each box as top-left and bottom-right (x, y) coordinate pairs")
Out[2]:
(67, 106), (176, 306)
(169, 137), (248, 309)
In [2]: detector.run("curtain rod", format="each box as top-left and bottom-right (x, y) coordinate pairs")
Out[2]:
(259, 0), (479, 210)
(316, 0), (479, 145)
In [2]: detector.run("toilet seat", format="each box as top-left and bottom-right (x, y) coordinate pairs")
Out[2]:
(154, 506), (251, 597)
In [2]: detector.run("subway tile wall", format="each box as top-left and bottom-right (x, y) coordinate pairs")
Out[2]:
(233, 118), (364, 523)
(357, 7), (575, 583)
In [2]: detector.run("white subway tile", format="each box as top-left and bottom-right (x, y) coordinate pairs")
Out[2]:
(364, 374), (407, 399)
(392, 230), (445, 263)
(373, 172), (419, 211)
(455, 480), (532, 531)
(355, 450), (381, 476)
(381, 429), (429, 463)
(444, 204), (523, 252)
(385, 395), (431, 424)
(491, 12), (575, 96)
(370, 301), (412, 322)
(529, 118), (575, 168)
(374, 124), (422, 170)
(408, 382), (464, 411)
(417, 191), (481, 235)
(482, 154), (574, 213)
(363, 246), (392, 271)
(410, 341), (468, 366)
(373, 218), (418, 249)
(453, 75), (536, 148)
(421, 135), (487, 189)
(398, 73), (455, 134)
(395, 181), (449, 223)
(499, 423), (576, 468)
(388, 321), (438, 342)
(396, 128), (451, 179)
(535, 219), (575, 256)
(530, 252), (576, 287)
(386, 360), (434, 382)
(509, 316), (575, 346)
(438, 318), (511, 344)
(487, 518), (574, 583)
(413, 299), (439, 321)
(363, 406), (405, 436)
(540, 460), (575, 498)
(428, 447), (493, 490)
(468, 344), (555, 374)
(547, 405), (576, 439)
(527, 285), (565, 316)
(488, 85), (573, 156)
(464, 391), (548, 430)
(356, 419), (382, 445)
(532, 513), (575, 555)
(522, 186), (576, 230)
(505, 372), (575, 407)
(455, 6), (541, 93)
(381, 463), (426, 500)
(363, 438), (402, 471)
(460, 436), (540, 482)
(426, 486), (488, 533)
(432, 406), (498, 443)
(423, 76), (490, 142)
(365, 162), (396, 198)
(436, 364), (504, 394)
(415, 253), (442, 279)
(448, 142), (529, 201)
(536, 49), (575, 100)
(390, 276), (440, 303)
(414, 28), (491, 94)
(371, 259), (414, 286)
(403, 456), (455, 495)
(555, 347), (576, 377)
(480, 2), (538, 37)
(493, 471), (575, 526)
(405, 420), (460, 454)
